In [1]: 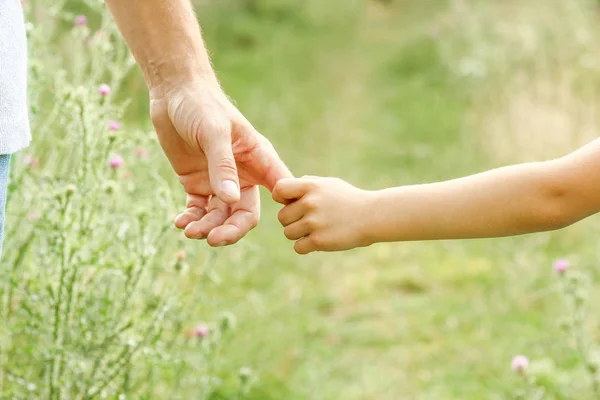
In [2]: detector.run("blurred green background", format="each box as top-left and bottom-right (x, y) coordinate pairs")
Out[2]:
(17, 0), (600, 398)
(124, 0), (600, 398)
(177, 1), (600, 398)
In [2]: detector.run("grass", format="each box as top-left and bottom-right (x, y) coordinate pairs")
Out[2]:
(187, 1), (600, 398)
(9, 0), (600, 398)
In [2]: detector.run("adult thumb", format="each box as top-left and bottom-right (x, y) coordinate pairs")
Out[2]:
(203, 123), (240, 204)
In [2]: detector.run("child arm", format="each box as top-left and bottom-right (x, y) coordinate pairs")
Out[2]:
(273, 139), (600, 254)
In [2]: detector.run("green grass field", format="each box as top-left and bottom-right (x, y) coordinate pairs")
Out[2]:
(191, 1), (600, 399)
(6, 0), (600, 398)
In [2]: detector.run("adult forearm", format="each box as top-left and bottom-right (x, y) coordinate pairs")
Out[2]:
(367, 161), (569, 242)
(106, 0), (217, 96)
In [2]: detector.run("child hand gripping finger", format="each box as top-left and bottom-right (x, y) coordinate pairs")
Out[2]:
(272, 177), (375, 254)
(273, 139), (600, 255)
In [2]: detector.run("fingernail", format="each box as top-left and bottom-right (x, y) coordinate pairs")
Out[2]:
(221, 180), (239, 199)
(214, 241), (227, 247)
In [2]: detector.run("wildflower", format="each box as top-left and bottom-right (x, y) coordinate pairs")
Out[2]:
(511, 355), (529, 373)
(23, 154), (39, 169)
(176, 250), (186, 262)
(74, 15), (88, 27)
(108, 120), (121, 131)
(99, 83), (111, 96)
(109, 155), (124, 169)
(133, 147), (149, 160)
(27, 211), (41, 222)
(220, 312), (236, 333)
(553, 259), (570, 274)
(194, 324), (210, 338)
(103, 181), (118, 194)
(94, 30), (106, 40)
(239, 367), (253, 386)
(65, 184), (76, 195)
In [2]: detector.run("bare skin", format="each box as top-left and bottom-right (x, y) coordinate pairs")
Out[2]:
(273, 139), (600, 255)
(106, 0), (291, 246)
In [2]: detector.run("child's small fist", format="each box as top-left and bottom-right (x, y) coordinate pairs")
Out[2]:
(272, 176), (373, 254)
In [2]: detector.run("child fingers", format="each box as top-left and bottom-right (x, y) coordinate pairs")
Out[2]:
(277, 201), (305, 226)
(294, 236), (316, 255)
(272, 178), (315, 204)
(283, 220), (311, 241)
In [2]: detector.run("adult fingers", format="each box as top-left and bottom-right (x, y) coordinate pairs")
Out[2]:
(256, 140), (294, 192)
(174, 194), (209, 229)
(183, 196), (229, 239)
(201, 120), (241, 204)
(206, 186), (260, 247)
(236, 120), (293, 192)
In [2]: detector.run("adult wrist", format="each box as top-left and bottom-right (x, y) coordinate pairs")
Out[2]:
(145, 55), (219, 100)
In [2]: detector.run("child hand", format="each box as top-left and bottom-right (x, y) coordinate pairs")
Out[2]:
(272, 176), (373, 254)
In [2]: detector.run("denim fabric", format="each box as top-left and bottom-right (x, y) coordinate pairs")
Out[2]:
(0, 154), (10, 258)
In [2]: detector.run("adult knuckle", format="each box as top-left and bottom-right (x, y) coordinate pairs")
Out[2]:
(216, 156), (236, 169)
(178, 175), (193, 192)
(203, 119), (230, 137)
(248, 212), (260, 228)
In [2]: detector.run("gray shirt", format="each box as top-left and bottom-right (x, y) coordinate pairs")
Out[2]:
(0, 0), (31, 154)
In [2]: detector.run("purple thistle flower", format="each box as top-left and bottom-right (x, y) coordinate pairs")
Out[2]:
(99, 83), (111, 96)
(553, 259), (570, 274)
(194, 324), (210, 338)
(511, 355), (529, 373)
(75, 15), (88, 27)
(108, 120), (121, 131)
(109, 155), (124, 169)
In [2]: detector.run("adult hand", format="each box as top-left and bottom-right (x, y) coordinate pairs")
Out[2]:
(150, 79), (292, 246)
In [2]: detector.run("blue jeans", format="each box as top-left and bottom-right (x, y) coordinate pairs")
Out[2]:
(0, 155), (10, 258)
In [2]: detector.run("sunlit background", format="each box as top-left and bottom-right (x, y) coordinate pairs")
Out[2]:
(3, 0), (600, 398)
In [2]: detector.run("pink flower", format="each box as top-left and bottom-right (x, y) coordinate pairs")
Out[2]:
(108, 120), (121, 131)
(75, 15), (88, 26)
(27, 211), (41, 222)
(133, 147), (149, 160)
(24, 154), (39, 169)
(511, 355), (529, 373)
(123, 171), (133, 180)
(99, 84), (111, 96)
(176, 250), (186, 261)
(94, 30), (106, 40)
(553, 259), (570, 274)
(109, 155), (124, 169)
(194, 324), (210, 338)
